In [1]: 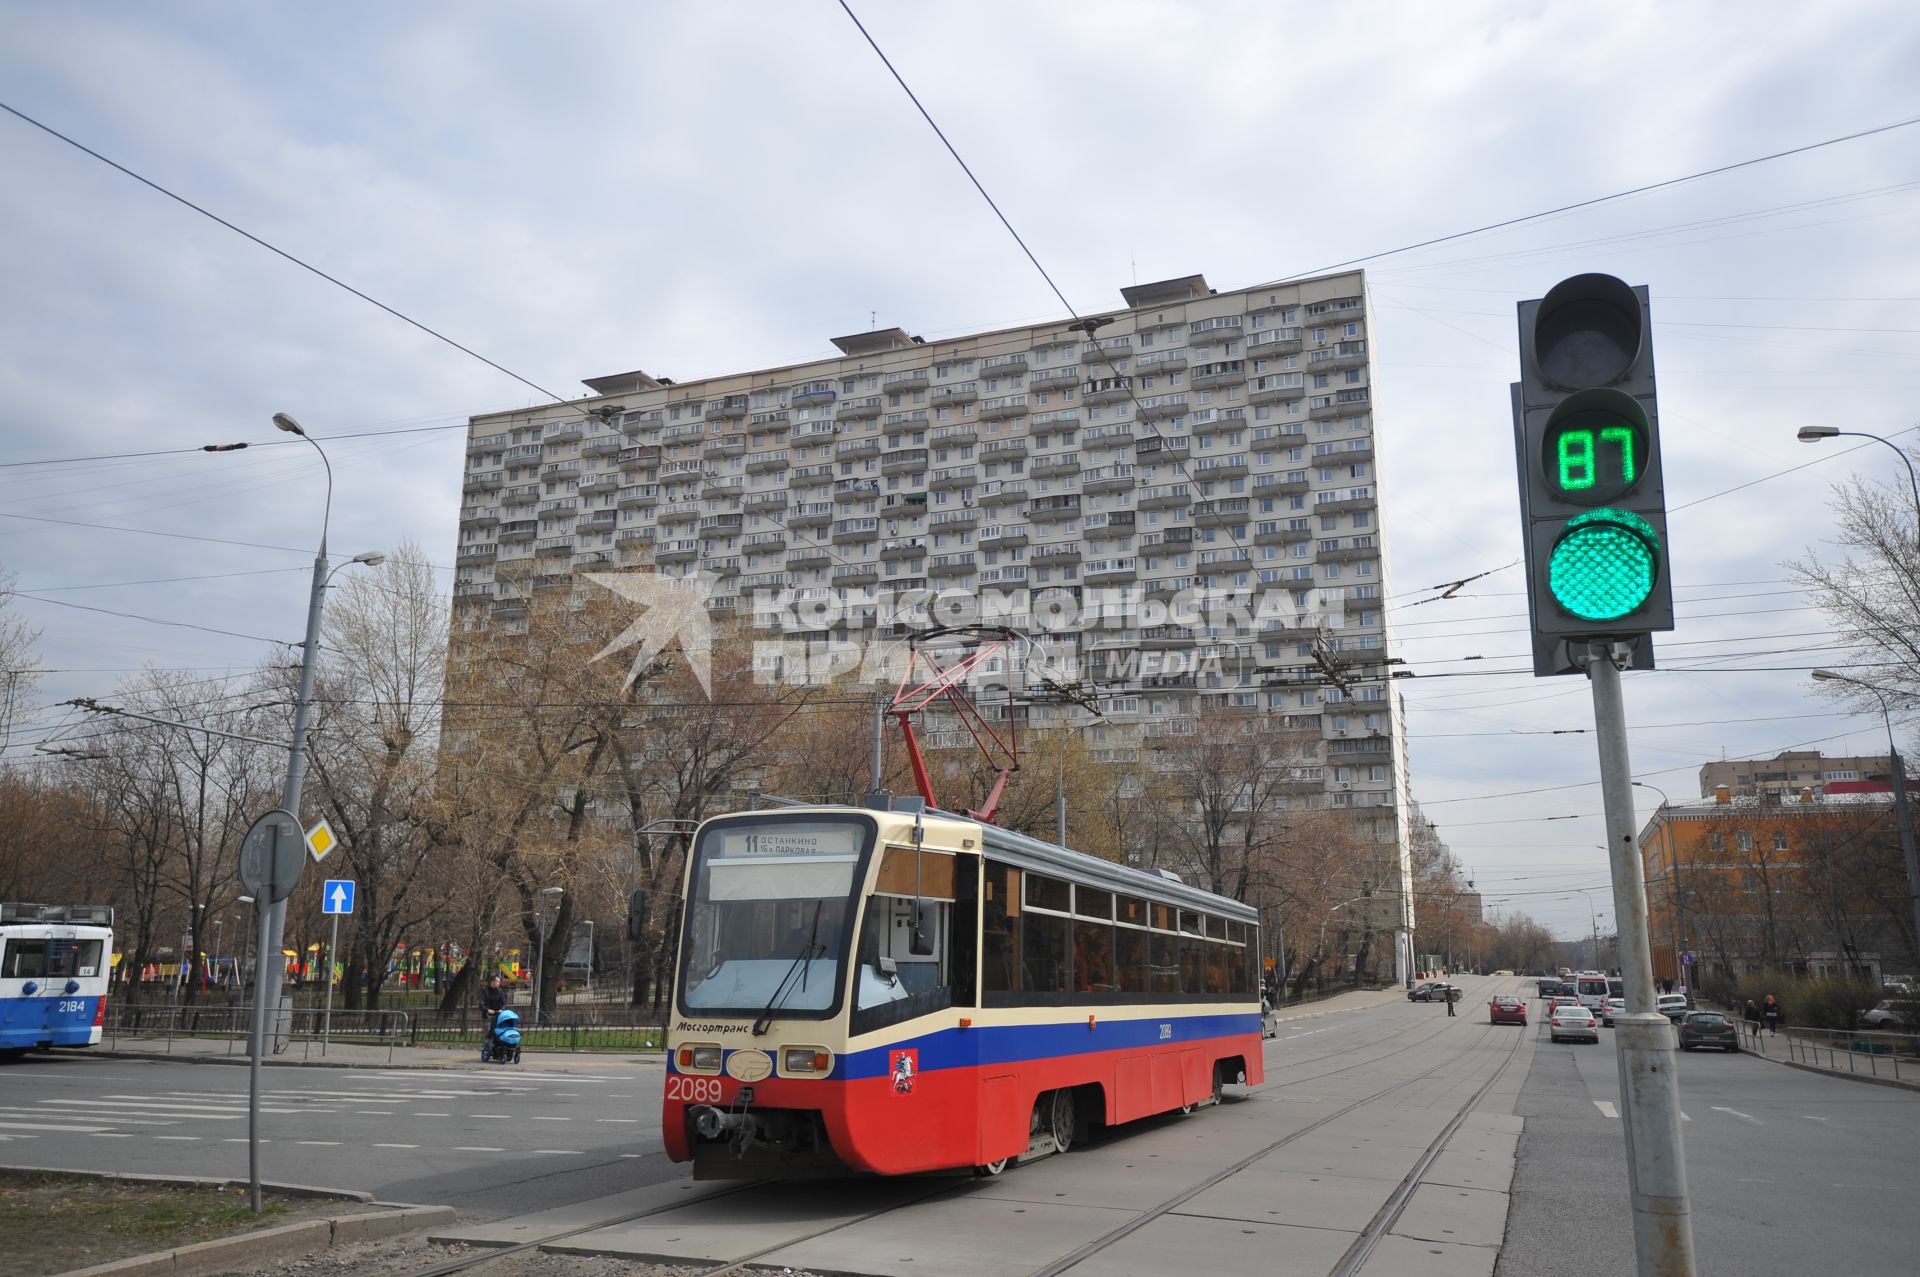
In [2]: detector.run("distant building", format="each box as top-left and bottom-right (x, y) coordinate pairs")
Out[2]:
(1697, 749), (1892, 799)
(1638, 786), (1910, 986)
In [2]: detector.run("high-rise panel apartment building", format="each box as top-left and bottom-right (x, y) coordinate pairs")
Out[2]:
(453, 269), (1416, 981)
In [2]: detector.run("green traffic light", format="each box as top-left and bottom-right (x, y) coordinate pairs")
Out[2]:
(1548, 508), (1660, 622)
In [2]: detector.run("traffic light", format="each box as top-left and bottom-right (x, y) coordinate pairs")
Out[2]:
(1512, 273), (1673, 676)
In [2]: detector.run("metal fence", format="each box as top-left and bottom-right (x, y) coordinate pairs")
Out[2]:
(1736, 1020), (1920, 1084)
(103, 1003), (664, 1060)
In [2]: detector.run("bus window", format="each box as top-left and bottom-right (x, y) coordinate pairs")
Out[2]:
(1114, 924), (1149, 993)
(1149, 932), (1179, 995)
(982, 863), (1019, 993)
(1023, 909), (1069, 993)
(1073, 921), (1115, 992)
(3, 939), (47, 979)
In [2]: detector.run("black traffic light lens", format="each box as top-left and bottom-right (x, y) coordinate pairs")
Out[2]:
(1533, 274), (1644, 389)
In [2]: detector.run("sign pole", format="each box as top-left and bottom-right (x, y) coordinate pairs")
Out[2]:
(1590, 641), (1696, 1274)
(323, 912), (338, 1057)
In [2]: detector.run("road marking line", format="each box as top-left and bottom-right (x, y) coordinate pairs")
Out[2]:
(531, 1149), (582, 1155)
(1802, 1115), (1828, 1123)
(355, 1110), (396, 1115)
(1711, 1106), (1762, 1125)
(90, 1133), (135, 1139)
(298, 1141), (342, 1146)
(528, 1116), (569, 1122)
(414, 1112), (451, 1117)
(1681, 1112), (1691, 1122)
(0, 1120), (109, 1132)
(223, 1138), (268, 1143)
(595, 1118), (640, 1124)
(469, 1113), (513, 1119)
(454, 1146), (504, 1153)
(617, 1153), (645, 1159)
(1593, 1101), (1619, 1119)
(373, 1143), (419, 1149)
(153, 1136), (201, 1142)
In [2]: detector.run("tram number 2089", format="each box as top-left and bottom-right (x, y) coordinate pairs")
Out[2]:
(666, 1075), (726, 1104)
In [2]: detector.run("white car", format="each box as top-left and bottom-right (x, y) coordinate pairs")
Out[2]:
(1861, 1000), (1915, 1029)
(1548, 1006), (1599, 1044)
(1656, 994), (1690, 1023)
(1601, 996), (1627, 1027)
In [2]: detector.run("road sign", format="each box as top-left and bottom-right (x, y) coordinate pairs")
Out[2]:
(321, 880), (356, 916)
(238, 809), (304, 904)
(306, 819), (338, 863)
(1680, 950), (1695, 966)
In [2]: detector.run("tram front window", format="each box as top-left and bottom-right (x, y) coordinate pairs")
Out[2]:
(679, 818), (872, 1018)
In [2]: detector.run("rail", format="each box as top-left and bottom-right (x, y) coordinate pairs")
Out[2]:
(1735, 1019), (1920, 1084)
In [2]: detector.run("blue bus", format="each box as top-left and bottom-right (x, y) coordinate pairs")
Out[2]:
(0, 904), (114, 1061)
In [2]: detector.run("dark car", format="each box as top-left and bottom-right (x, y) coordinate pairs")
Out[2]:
(1408, 981), (1443, 1001)
(1489, 996), (1528, 1026)
(1677, 1010), (1739, 1052)
(1537, 978), (1562, 998)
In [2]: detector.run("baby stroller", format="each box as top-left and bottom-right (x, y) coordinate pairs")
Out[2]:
(482, 1007), (523, 1064)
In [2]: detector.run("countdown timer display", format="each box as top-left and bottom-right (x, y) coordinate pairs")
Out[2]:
(1542, 408), (1648, 505)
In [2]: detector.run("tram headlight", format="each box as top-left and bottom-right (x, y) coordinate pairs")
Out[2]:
(782, 1047), (833, 1075)
(677, 1045), (723, 1073)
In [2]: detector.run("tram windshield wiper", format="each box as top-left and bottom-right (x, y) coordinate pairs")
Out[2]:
(752, 900), (825, 1037)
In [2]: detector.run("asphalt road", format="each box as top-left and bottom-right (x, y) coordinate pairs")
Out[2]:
(0, 1053), (682, 1216)
(1498, 1006), (1920, 1276)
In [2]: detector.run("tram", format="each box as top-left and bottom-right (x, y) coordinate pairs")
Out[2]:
(661, 804), (1264, 1178)
(0, 903), (114, 1061)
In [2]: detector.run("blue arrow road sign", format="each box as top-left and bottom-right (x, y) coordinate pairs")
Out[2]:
(322, 880), (356, 915)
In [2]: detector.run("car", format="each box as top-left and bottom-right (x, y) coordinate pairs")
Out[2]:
(1493, 969), (1515, 977)
(1489, 996), (1528, 1026)
(1548, 1006), (1599, 1044)
(1549, 994), (1581, 1012)
(1861, 999), (1918, 1029)
(1601, 996), (1627, 1027)
(1410, 982), (1457, 1003)
(1409, 981), (1443, 1001)
(1655, 994), (1690, 1023)
(1537, 978), (1563, 998)
(1677, 1010), (1739, 1052)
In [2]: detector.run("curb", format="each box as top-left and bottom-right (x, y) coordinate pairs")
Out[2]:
(0, 1166), (372, 1203)
(55, 1205), (455, 1277)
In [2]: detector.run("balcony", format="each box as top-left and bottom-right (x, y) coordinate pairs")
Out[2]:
(1082, 338), (1131, 366)
(1134, 350), (1187, 375)
(1191, 360), (1247, 391)
(498, 519), (538, 543)
(1255, 521), (1311, 546)
(1249, 374), (1306, 405)
(793, 420), (838, 442)
(931, 508), (979, 531)
(928, 553), (978, 576)
(1033, 542), (1083, 566)
(833, 564), (880, 588)
(831, 518), (879, 544)
(837, 395), (884, 421)
(1027, 495), (1082, 522)
(657, 500), (703, 524)
(1188, 408), (1245, 437)
(491, 597), (529, 621)
(1247, 328), (1302, 357)
(706, 556), (741, 579)
(1308, 297), (1365, 325)
(834, 479), (882, 505)
(790, 463), (834, 488)
(1254, 474), (1309, 497)
(615, 526), (655, 547)
(980, 394), (1028, 421)
(1309, 398), (1347, 421)
(468, 431), (508, 453)
(544, 421), (584, 444)
(836, 436), (882, 460)
(658, 460), (702, 482)
(979, 480), (1029, 507)
(617, 485), (659, 509)
(624, 408), (665, 431)
(1188, 316), (1243, 344)
(1030, 453), (1080, 479)
(748, 413), (789, 439)
(1318, 538), (1379, 564)
(705, 433), (746, 458)
(583, 434), (623, 458)
(1083, 425), (1134, 449)
(885, 410), (929, 431)
(930, 465), (978, 491)
(578, 510), (618, 533)
(746, 449), (790, 474)
(1328, 734), (1393, 764)
(931, 423), (978, 446)
(1314, 491), (1376, 515)
(577, 472), (620, 495)
(978, 524), (1029, 549)
(1141, 619), (1197, 642)
(1082, 375), (1134, 405)
(1084, 558), (1138, 584)
(1194, 456), (1249, 481)
(1084, 510), (1135, 533)
(618, 445), (661, 472)
(699, 512), (744, 535)
(1136, 394), (1188, 420)
(542, 460), (582, 481)
(1028, 366), (1080, 391)
(535, 537), (574, 558)
(883, 368), (931, 394)
(1134, 435), (1190, 460)
(744, 489), (789, 512)
(1193, 497), (1251, 524)
(744, 529), (788, 554)
(790, 380), (838, 407)
(703, 475), (745, 500)
(1332, 441), (1374, 464)
(882, 448), (929, 475)
(463, 470), (504, 493)
(573, 551), (614, 572)
(705, 395), (749, 420)
(655, 539), (700, 563)
(931, 381), (978, 406)
(981, 437), (1029, 461)
(787, 545), (831, 569)
(456, 543), (498, 564)
(1083, 464), (1136, 493)
(882, 537), (927, 561)
(460, 506), (499, 528)
(1309, 339), (1369, 371)
(789, 502), (833, 528)
(979, 353), (1030, 380)
(1138, 485), (1190, 511)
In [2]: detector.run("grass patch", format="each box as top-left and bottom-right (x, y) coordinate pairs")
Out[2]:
(0, 1173), (322, 1276)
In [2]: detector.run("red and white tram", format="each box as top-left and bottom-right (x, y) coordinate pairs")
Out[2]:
(662, 803), (1264, 1178)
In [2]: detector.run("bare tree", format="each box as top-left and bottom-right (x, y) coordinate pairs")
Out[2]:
(0, 566), (40, 758)
(1789, 461), (1920, 713)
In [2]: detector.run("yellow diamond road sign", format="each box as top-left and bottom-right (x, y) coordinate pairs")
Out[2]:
(305, 819), (337, 863)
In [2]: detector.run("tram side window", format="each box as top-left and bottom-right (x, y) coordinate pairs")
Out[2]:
(1179, 912), (1206, 993)
(1023, 910), (1070, 994)
(1205, 938), (1229, 995)
(1073, 921), (1115, 993)
(1149, 931), (1179, 995)
(982, 862), (1020, 993)
(1114, 921), (1150, 993)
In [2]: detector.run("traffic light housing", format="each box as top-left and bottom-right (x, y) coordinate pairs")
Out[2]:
(1513, 274), (1673, 676)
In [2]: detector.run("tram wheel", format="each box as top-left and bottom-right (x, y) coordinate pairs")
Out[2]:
(975, 1157), (1010, 1177)
(1049, 1088), (1076, 1154)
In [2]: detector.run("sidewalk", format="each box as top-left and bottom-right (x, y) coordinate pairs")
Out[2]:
(1730, 1020), (1920, 1090)
(96, 1034), (664, 1071)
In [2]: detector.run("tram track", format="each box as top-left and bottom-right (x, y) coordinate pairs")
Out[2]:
(388, 998), (1526, 1277)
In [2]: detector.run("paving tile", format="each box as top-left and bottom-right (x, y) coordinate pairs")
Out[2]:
(1072, 1212), (1356, 1277)
(763, 1194), (1136, 1277)
(1390, 1181), (1509, 1249)
(1353, 1231), (1498, 1277)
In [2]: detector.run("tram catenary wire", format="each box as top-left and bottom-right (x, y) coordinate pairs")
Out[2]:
(388, 998), (1522, 1277)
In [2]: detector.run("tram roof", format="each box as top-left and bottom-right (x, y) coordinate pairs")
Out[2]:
(715, 804), (1258, 924)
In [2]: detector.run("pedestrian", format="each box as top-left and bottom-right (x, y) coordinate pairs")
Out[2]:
(1743, 998), (1760, 1039)
(482, 973), (506, 1032)
(1445, 984), (1457, 1017)
(1762, 994), (1781, 1036)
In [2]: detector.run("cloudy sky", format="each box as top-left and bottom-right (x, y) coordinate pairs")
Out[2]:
(2, 2), (1916, 937)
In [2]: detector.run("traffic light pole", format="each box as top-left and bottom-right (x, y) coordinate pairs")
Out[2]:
(1588, 640), (1696, 1276)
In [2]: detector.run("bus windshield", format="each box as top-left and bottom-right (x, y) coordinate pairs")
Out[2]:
(677, 815), (875, 1019)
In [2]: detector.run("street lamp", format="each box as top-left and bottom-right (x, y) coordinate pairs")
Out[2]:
(1811, 668), (1920, 972)
(533, 886), (564, 1026)
(1633, 780), (1691, 987)
(1796, 426), (1920, 520)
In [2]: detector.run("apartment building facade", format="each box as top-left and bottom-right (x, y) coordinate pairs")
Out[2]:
(1697, 749), (1895, 799)
(453, 269), (1417, 983)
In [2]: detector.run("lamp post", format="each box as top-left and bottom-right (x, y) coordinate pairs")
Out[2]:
(533, 886), (564, 1026)
(1811, 669), (1920, 972)
(1796, 426), (1920, 520)
(1633, 781), (1690, 985)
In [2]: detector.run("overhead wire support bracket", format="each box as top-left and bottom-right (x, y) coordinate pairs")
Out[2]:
(889, 625), (1029, 825)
